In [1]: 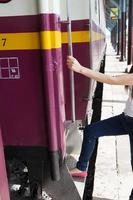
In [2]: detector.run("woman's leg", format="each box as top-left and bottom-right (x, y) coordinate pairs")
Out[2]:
(76, 113), (128, 171)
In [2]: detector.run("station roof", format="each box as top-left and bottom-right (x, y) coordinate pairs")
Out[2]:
(105, 0), (119, 31)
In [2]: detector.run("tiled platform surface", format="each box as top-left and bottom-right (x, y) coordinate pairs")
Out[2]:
(93, 41), (133, 200)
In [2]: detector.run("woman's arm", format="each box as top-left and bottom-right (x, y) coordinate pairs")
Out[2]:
(67, 56), (133, 86)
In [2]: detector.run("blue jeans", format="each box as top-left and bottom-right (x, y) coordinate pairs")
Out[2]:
(77, 113), (133, 171)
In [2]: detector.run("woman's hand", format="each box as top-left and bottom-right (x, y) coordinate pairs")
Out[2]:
(67, 56), (82, 73)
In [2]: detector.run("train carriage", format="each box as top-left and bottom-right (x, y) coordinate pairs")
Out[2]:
(0, 0), (68, 198)
(0, 0), (106, 199)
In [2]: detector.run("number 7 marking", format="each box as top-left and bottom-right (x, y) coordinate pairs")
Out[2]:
(2, 38), (6, 46)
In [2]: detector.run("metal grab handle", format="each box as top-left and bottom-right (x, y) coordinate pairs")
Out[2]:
(66, 0), (76, 122)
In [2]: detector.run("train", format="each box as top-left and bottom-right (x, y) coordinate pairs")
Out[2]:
(0, 0), (106, 199)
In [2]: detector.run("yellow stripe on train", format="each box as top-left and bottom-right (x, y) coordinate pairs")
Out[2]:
(0, 32), (40, 50)
(61, 31), (90, 44)
(0, 31), (104, 50)
(40, 31), (61, 49)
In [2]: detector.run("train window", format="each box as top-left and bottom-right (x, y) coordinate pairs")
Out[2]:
(0, 0), (11, 3)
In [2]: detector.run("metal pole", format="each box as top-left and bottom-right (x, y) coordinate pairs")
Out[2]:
(127, 0), (133, 65)
(66, 0), (76, 122)
(131, 0), (133, 65)
(120, 0), (126, 61)
(123, 0), (126, 59)
(117, 0), (121, 55)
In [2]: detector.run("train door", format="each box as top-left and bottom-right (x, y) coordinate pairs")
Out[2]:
(60, 0), (106, 199)
(60, 0), (93, 159)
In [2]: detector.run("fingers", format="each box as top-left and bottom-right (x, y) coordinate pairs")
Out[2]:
(67, 56), (75, 67)
(66, 56), (82, 73)
(67, 56), (75, 63)
(67, 55), (74, 59)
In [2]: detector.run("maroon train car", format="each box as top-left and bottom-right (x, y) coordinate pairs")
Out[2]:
(0, 0), (69, 199)
(0, 0), (106, 199)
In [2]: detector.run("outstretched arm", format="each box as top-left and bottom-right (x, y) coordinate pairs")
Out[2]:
(67, 56), (133, 86)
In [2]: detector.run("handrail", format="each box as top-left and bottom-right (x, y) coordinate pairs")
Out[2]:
(66, 0), (76, 122)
